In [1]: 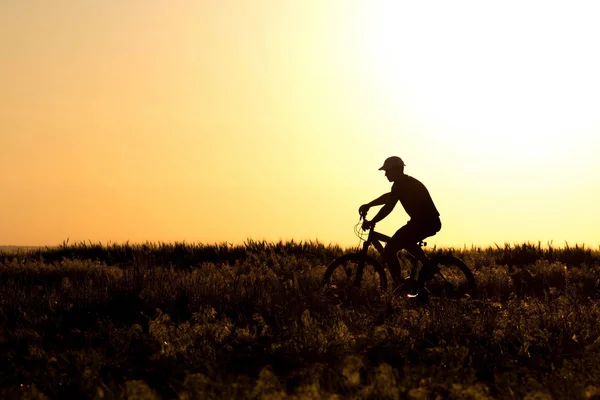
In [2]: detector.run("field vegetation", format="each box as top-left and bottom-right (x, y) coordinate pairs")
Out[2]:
(1, 241), (599, 399)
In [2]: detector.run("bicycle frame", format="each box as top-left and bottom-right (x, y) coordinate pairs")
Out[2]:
(359, 225), (423, 281)
(341, 218), (474, 296)
(360, 228), (390, 256)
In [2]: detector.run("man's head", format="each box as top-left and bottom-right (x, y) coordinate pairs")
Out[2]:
(379, 156), (405, 182)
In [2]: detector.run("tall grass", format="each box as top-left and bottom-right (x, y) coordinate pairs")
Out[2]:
(0, 241), (599, 398)
(1, 239), (346, 269)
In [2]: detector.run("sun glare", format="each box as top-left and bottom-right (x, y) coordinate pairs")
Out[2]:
(358, 1), (600, 166)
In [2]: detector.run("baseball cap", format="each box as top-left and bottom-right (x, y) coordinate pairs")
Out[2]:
(378, 156), (406, 171)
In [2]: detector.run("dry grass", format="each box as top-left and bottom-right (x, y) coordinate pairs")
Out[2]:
(0, 241), (599, 398)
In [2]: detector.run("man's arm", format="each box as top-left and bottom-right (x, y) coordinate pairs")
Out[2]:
(365, 190), (399, 226)
(359, 192), (391, 215)
(370, 199), (396, 224)
(367, 193), (391, 207)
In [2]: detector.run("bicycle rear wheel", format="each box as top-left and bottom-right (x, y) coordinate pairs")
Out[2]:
(421, 254), (476, 299)
(323, 253), (388, 291)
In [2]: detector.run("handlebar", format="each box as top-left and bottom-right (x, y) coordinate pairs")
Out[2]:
(359, 215), (374, 231)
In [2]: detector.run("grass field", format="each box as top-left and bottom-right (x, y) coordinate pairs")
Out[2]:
(1, 241), (599, 399)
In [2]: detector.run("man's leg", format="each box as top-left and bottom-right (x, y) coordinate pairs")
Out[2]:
(412, 218), (442, 282)
(389, 236), (433, 286)
(383, 244), (403, 285)
(386, 222), (437, 286)
(384, 225), (415, 285)
(403, 242), (428, 265)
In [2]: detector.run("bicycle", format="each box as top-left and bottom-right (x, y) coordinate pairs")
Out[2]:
(322, 214), (476, 299)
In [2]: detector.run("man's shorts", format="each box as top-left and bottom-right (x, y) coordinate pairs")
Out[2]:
(393, 217), (442, 244)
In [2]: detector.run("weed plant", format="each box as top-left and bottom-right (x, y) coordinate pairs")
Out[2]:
(0, 241), (599, 398)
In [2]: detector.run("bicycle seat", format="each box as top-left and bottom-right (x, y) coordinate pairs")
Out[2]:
(417, 241), (427, 247)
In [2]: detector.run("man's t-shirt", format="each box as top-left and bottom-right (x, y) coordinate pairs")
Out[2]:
(391, 174), (440, 221)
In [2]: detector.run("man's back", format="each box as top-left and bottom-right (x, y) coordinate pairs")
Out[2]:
(392, 174), (439, 221)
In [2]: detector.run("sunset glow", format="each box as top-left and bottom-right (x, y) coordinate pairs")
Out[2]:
(1, 1), (599, 248)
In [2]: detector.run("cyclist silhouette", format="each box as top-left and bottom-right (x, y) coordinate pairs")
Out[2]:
(359, 156), (441, 287)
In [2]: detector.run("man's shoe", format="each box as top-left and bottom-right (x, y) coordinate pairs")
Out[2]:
(404, 279), (421, 297)
(392, 278), (416, 294)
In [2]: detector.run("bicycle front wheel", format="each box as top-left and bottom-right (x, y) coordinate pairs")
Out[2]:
(323, 253), (388, 291)
(421, 254), (476, 299)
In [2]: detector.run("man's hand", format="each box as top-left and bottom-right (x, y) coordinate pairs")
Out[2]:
(358, 204), (370, 217)
(361, 219), (374, 231)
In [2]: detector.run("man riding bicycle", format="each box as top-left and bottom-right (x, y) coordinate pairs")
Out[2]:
(359, 156), (441, 288)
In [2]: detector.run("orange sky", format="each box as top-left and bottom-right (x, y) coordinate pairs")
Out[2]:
(1, 1), (600, 248)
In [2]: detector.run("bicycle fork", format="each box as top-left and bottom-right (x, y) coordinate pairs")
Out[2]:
(353, 242), (371, 286)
